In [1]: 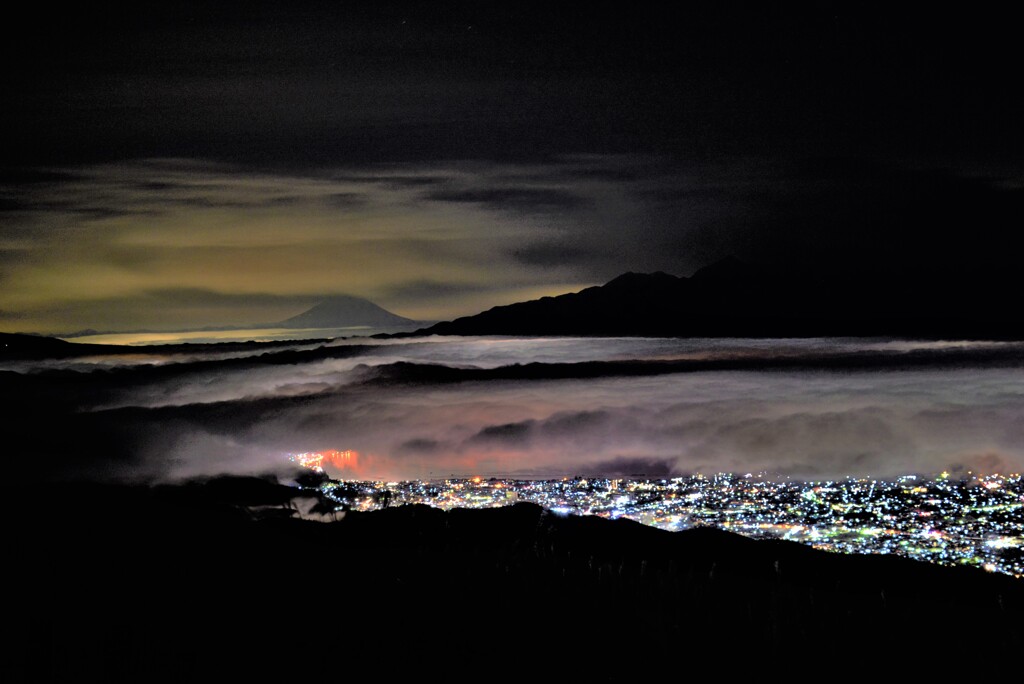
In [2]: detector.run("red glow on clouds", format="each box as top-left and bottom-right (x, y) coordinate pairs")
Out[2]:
(323, 449), (361, 474)
(293, 449), (363, 477)
(292, 446), (504, 482)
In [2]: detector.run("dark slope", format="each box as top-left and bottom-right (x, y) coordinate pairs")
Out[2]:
(277, 294), (417, 329)
(0, 332), (89, 359)
(0, 331), (182, 360)
(6, 481), (1021, 681)
(412, 256), (1024, 339)
(415, 270), (694, 337)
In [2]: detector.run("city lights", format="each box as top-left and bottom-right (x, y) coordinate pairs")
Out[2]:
(291, 458), (1024, 578)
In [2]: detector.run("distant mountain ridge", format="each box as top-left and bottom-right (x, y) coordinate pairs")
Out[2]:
(11, 257), (1024, 345)
(410, 256), (1024, 339)
(37, 294), (421, 341)
(275, 294), (417, 329)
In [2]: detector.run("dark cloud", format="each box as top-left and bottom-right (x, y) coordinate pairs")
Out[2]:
(133, 181), (178, 192)
(1, 168), (260, 218)
(425, 187), (586, 212)
(469, 421), (535, 446)
(708, 408), (910, 474)
(4, 3), (1022, 171)
(135, 289), (316, 309)
(0, 197), (27, 213)
(560, 167), (644, 183)
(260, 195), (304, 207)
(539, 410), (611, 437)
(327, 173), (452, 189)
(0, 169), (81, 185)
(510, 240), (604, 268)
(585, 456), (677, 478)
(0, 248), (33, 266)
(398, 438), (444, 454)
(78, 206), (152, 220)
(0, 196), (154, 219)
(383, 279), (504, 300)
(163, 196), (258, 209)
(323, 192), (367, 208)
(637, 184), (745, 204)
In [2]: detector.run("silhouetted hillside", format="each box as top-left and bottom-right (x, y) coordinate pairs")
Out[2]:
(411, 256), (1024, 339)
(5, 479), (1021, 680)
(0, 332), (79, 359)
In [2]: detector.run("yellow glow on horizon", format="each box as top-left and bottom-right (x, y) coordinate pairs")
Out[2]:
(0, 160), (606, 334)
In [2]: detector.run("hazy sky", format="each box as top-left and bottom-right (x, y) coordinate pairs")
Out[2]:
(3, 2), (1022, 333)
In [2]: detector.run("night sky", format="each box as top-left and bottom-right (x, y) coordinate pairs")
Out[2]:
(2, 1), (1022, 333)
(6, 8), (1024, 673)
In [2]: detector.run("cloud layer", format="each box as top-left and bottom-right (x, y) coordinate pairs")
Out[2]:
(6, 336), (1024, 483)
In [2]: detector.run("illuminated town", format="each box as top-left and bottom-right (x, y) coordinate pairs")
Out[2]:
(290, 452), (1023, 578)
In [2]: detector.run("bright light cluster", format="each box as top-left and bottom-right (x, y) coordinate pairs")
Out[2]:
(298, 469), (1024, 578)
(290, 449), (359, 473)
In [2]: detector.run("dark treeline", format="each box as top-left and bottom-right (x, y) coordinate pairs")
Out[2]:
(5, 478), (1022, 681)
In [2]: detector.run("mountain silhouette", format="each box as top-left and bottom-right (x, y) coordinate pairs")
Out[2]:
(5, 479), (1021, 680)
(276, 294), (418, 329)
(410, 256), (1024, 338)
(0, 331), (95, 359)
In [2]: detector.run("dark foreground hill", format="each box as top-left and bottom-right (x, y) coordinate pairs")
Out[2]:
(412, 256), (1024, 339)
(5, 479), (1022, 681)
(0, 332), (87, 359)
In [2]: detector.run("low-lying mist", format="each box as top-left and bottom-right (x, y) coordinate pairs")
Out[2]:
(4, 337), (1023, 482)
